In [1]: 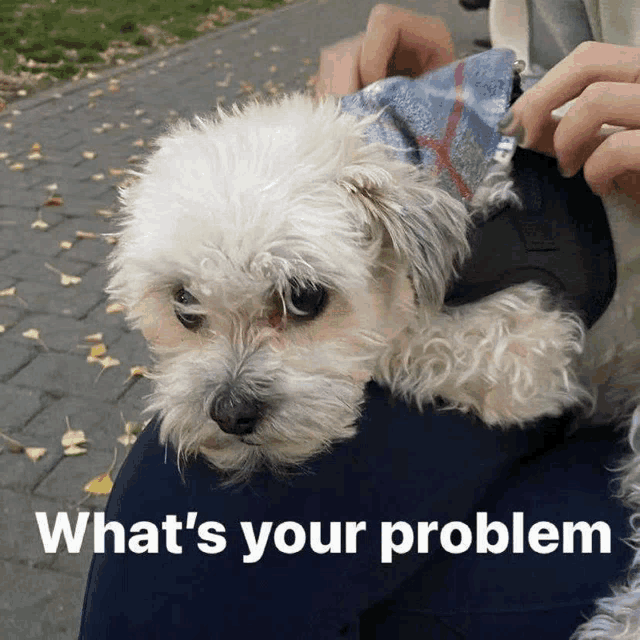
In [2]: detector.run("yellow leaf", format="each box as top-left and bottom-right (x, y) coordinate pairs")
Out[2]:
(106, 302), (125, 314)
(31, 218), (49, 230)
(84, 448), (117, 495)
(22, 328), (40, 341)
(99, 355), (120, 369)
(25, 447), (47, 462)
(85, 332), (104, 342)
(128, 365), (149, 379)
(27, 152), (42, 160)
(63, 444), (87, 456)
(9, 164), (23, 172)
(89, 343), (107, 358)
(86, 355), (101, 364)
(31, 142), (41, 152)
(84, 472), (113, 495)
(60, 273), (82, 286)
(62, 429), (87, 449)
(0, 287), (16, 297)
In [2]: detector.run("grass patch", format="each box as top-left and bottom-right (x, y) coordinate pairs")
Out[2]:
(0, 0), (290, 103)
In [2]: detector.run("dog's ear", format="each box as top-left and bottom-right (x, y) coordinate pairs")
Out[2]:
(338, 162), (470, 307)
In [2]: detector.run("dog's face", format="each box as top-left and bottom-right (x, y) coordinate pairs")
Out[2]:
(109, 95), (469, 481)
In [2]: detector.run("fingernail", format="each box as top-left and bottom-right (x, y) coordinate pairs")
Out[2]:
(512, 125), (526, 147)
(559, 166), (575, 179)
(497, 109), (514, 133)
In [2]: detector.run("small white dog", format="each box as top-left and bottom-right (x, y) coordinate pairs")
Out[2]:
(108, 93), (638, 484)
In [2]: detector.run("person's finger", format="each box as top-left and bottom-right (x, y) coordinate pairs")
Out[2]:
(359, 4), (453, 88)
(553, 82), (640, 176)
(583, 129), (640, 200)
(499, 42), (640, 152)
(314, 33), (364, 98)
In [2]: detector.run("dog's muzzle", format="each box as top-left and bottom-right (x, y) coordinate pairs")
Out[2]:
(209, 393), (266, 436)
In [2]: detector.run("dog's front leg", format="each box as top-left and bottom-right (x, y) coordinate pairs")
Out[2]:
(382, 283), (592, 426)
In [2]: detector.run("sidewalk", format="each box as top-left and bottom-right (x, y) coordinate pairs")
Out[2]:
(0, 1), (489, 637)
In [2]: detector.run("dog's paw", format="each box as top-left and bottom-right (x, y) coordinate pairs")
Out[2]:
(470, 286), (592, 425)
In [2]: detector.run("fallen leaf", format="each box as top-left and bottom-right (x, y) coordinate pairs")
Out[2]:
(22, 328), (41, 340)
(269, 65), (277, 73)
(44, 195), (63, 206)
(85, 332), (104, 342)
(9, 162), (24, 171)
(64, 444), (87, 456)
(119, 122), (130, 129)
(104, 236), (117, 245)
(106, 302), (125, 314)
(132, 138), (145, 147)
(88, 89), (104, 98)
(92, 126), (104, 134)
(216, 72), (233, 88)
(89, 343), (107, 358)
(0, 152), (9, 159)
(91, 173), (105, 181)
(96, 208), (114, 218)
(128, 365), (150, 379)
(0, 325), (5, 333)
(31, 143), (41, 152)
(31, 217), (49, 230)
(27, 152), (42, 160)
(59, 240), (73, 250)
(109, 168), (124, 176)
(25, 447), (47, 462)
(102, 123), (114, 131)
(98, 355), (120, 369)
(44, 263), (82, 286)
(117, 433), (137, 446)
(62, 423), (87, 449)
(45, 183), (58, 192)
(0, 432), (25, 453)
(4, 122), (13, 130)
(82, 151), (97, 160)
(84, 448), (117, 495)
(75, 230), (98, 239)
(0, 287), (16, 296)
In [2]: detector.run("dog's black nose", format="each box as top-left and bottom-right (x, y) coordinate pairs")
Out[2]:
(210, 395), (264, 436)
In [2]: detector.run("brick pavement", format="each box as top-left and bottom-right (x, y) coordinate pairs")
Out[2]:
(0, 1), (488, 637)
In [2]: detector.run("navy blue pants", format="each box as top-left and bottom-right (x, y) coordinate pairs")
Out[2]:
(78, 383), (632, 639)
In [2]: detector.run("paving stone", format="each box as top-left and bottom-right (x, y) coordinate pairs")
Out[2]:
(7, 313), (118, 354)
(8, 274), (106, 319)
(10, 352), (134, 403)
(0, 490), (70, 568)
(0, 559), (84, 640)
(22, 395), (130, 452)
(0, 342), (36, 380)
(34, 447), (124, 505)
(0, 384), (48, 430)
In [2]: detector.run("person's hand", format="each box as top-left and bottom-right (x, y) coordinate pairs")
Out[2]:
(499, 42), (640, 201)
(313, 4), (454, 98)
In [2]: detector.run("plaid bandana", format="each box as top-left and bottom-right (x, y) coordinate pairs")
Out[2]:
(340, 48), (519, 202)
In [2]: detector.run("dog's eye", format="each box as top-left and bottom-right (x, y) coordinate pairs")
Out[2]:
(174, 287), (204, 331)
(285, 282), (328, 319)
